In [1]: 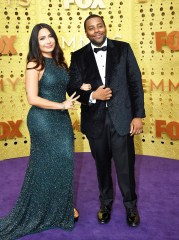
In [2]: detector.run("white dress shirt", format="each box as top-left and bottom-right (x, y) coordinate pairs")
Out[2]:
(90, 39), (107, 103)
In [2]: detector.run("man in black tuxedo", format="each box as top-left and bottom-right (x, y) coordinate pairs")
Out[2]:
(67, 14), (145, 227)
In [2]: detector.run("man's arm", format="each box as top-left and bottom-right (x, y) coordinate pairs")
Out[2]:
(126, 44), (145, 118)
(126, 44), (145, 135)
(67, 52), (92, 105)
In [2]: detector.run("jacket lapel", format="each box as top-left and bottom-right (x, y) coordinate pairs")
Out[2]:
(85, 43), (104, 86)
(105, 39), (117, 87)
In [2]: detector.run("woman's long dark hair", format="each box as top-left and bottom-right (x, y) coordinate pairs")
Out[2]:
(27, 23), (68, 70)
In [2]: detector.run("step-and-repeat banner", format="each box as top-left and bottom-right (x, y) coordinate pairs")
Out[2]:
(0, 0), (178, 160)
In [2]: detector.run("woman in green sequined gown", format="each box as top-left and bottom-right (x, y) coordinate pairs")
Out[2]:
(0, 24), (81, 240)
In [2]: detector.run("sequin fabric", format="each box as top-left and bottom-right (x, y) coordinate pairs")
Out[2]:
(0, 58), (74, 240)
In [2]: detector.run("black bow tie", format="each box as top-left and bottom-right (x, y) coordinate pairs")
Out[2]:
(94, 46), (107, 53)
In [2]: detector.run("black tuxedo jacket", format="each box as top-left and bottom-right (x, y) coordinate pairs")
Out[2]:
(67, 38), (145, 138)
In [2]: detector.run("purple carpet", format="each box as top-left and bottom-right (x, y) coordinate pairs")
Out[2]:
(0, 153), (179, 240)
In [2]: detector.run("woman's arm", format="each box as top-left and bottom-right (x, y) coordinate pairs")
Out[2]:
(25, 62), (78, 110)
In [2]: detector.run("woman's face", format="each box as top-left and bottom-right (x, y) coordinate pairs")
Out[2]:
(38, 28), (55, 57)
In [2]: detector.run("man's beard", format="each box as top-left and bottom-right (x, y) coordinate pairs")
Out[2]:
(91, 36), (107, 47)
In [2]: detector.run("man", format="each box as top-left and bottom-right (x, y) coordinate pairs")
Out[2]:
(67, 14), (145, 227)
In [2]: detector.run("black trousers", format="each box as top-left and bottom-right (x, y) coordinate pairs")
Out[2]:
(87, 109), (137, 209)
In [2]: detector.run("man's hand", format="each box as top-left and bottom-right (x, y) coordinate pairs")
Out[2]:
(130, 118), (143, 136)
(92, 85), (112, 100)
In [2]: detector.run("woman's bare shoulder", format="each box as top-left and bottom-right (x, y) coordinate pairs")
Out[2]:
(26, 61), (41, 71)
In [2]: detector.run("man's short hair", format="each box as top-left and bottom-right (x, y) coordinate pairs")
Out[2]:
(84, 14), (105, 31)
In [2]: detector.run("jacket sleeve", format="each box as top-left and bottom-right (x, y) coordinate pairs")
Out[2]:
(126, 44), (146, 118)
(67, 52), (92, 105)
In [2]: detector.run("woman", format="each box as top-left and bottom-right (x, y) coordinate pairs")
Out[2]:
(0, 23), (90, 240)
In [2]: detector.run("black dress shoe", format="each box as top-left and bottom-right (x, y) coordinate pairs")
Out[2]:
(126, 207), (140, 227)
(97, 206), (111, 224)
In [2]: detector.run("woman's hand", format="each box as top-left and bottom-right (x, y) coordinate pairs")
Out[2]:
(62, 92), (80, 110)
(80, 83), (92, 91)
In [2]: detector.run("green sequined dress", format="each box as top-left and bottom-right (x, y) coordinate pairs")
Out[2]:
(0, 58), (74, 240)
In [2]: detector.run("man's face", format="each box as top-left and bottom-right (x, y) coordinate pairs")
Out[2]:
(85, 17), (107, 47)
